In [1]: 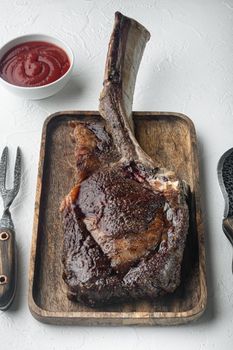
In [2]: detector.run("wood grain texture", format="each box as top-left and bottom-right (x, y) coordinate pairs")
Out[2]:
(0, 228), (17, 310)
(28, 111), (207, 325)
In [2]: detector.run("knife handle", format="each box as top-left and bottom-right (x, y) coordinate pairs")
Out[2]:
(223, 217), (233, 246)
(0, 228), (17, 310)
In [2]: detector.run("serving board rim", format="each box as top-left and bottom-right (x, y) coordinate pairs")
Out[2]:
(28, 110), (207, 326)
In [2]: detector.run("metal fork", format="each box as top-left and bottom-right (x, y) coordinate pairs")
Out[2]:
(0, 147), (21, 310)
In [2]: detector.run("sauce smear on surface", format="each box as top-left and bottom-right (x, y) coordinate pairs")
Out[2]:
(0, 41), (70, 87)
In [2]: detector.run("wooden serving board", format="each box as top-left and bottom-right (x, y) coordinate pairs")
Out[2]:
(28, 111), (207, 325)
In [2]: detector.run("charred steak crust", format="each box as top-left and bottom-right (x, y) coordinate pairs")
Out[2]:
(61, 12), (189, 307)
(62, 123), (189, 306)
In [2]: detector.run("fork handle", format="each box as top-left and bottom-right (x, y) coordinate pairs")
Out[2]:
(0, 228), (17, 310)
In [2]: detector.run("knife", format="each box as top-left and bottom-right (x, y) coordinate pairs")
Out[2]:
(217, 147), (233, 272)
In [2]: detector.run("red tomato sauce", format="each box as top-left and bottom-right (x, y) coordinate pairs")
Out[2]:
(0, 41), (70, 87)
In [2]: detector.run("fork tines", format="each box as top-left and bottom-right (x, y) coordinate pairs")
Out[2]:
(0, 146), (21, 208)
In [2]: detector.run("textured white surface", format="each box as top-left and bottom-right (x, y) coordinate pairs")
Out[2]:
(0, 0), (233, 349)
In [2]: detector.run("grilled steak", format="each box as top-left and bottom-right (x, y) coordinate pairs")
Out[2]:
(61, 12), (189, 307)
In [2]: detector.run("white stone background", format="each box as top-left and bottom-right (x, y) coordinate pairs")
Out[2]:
(0, 0), (233, 349)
